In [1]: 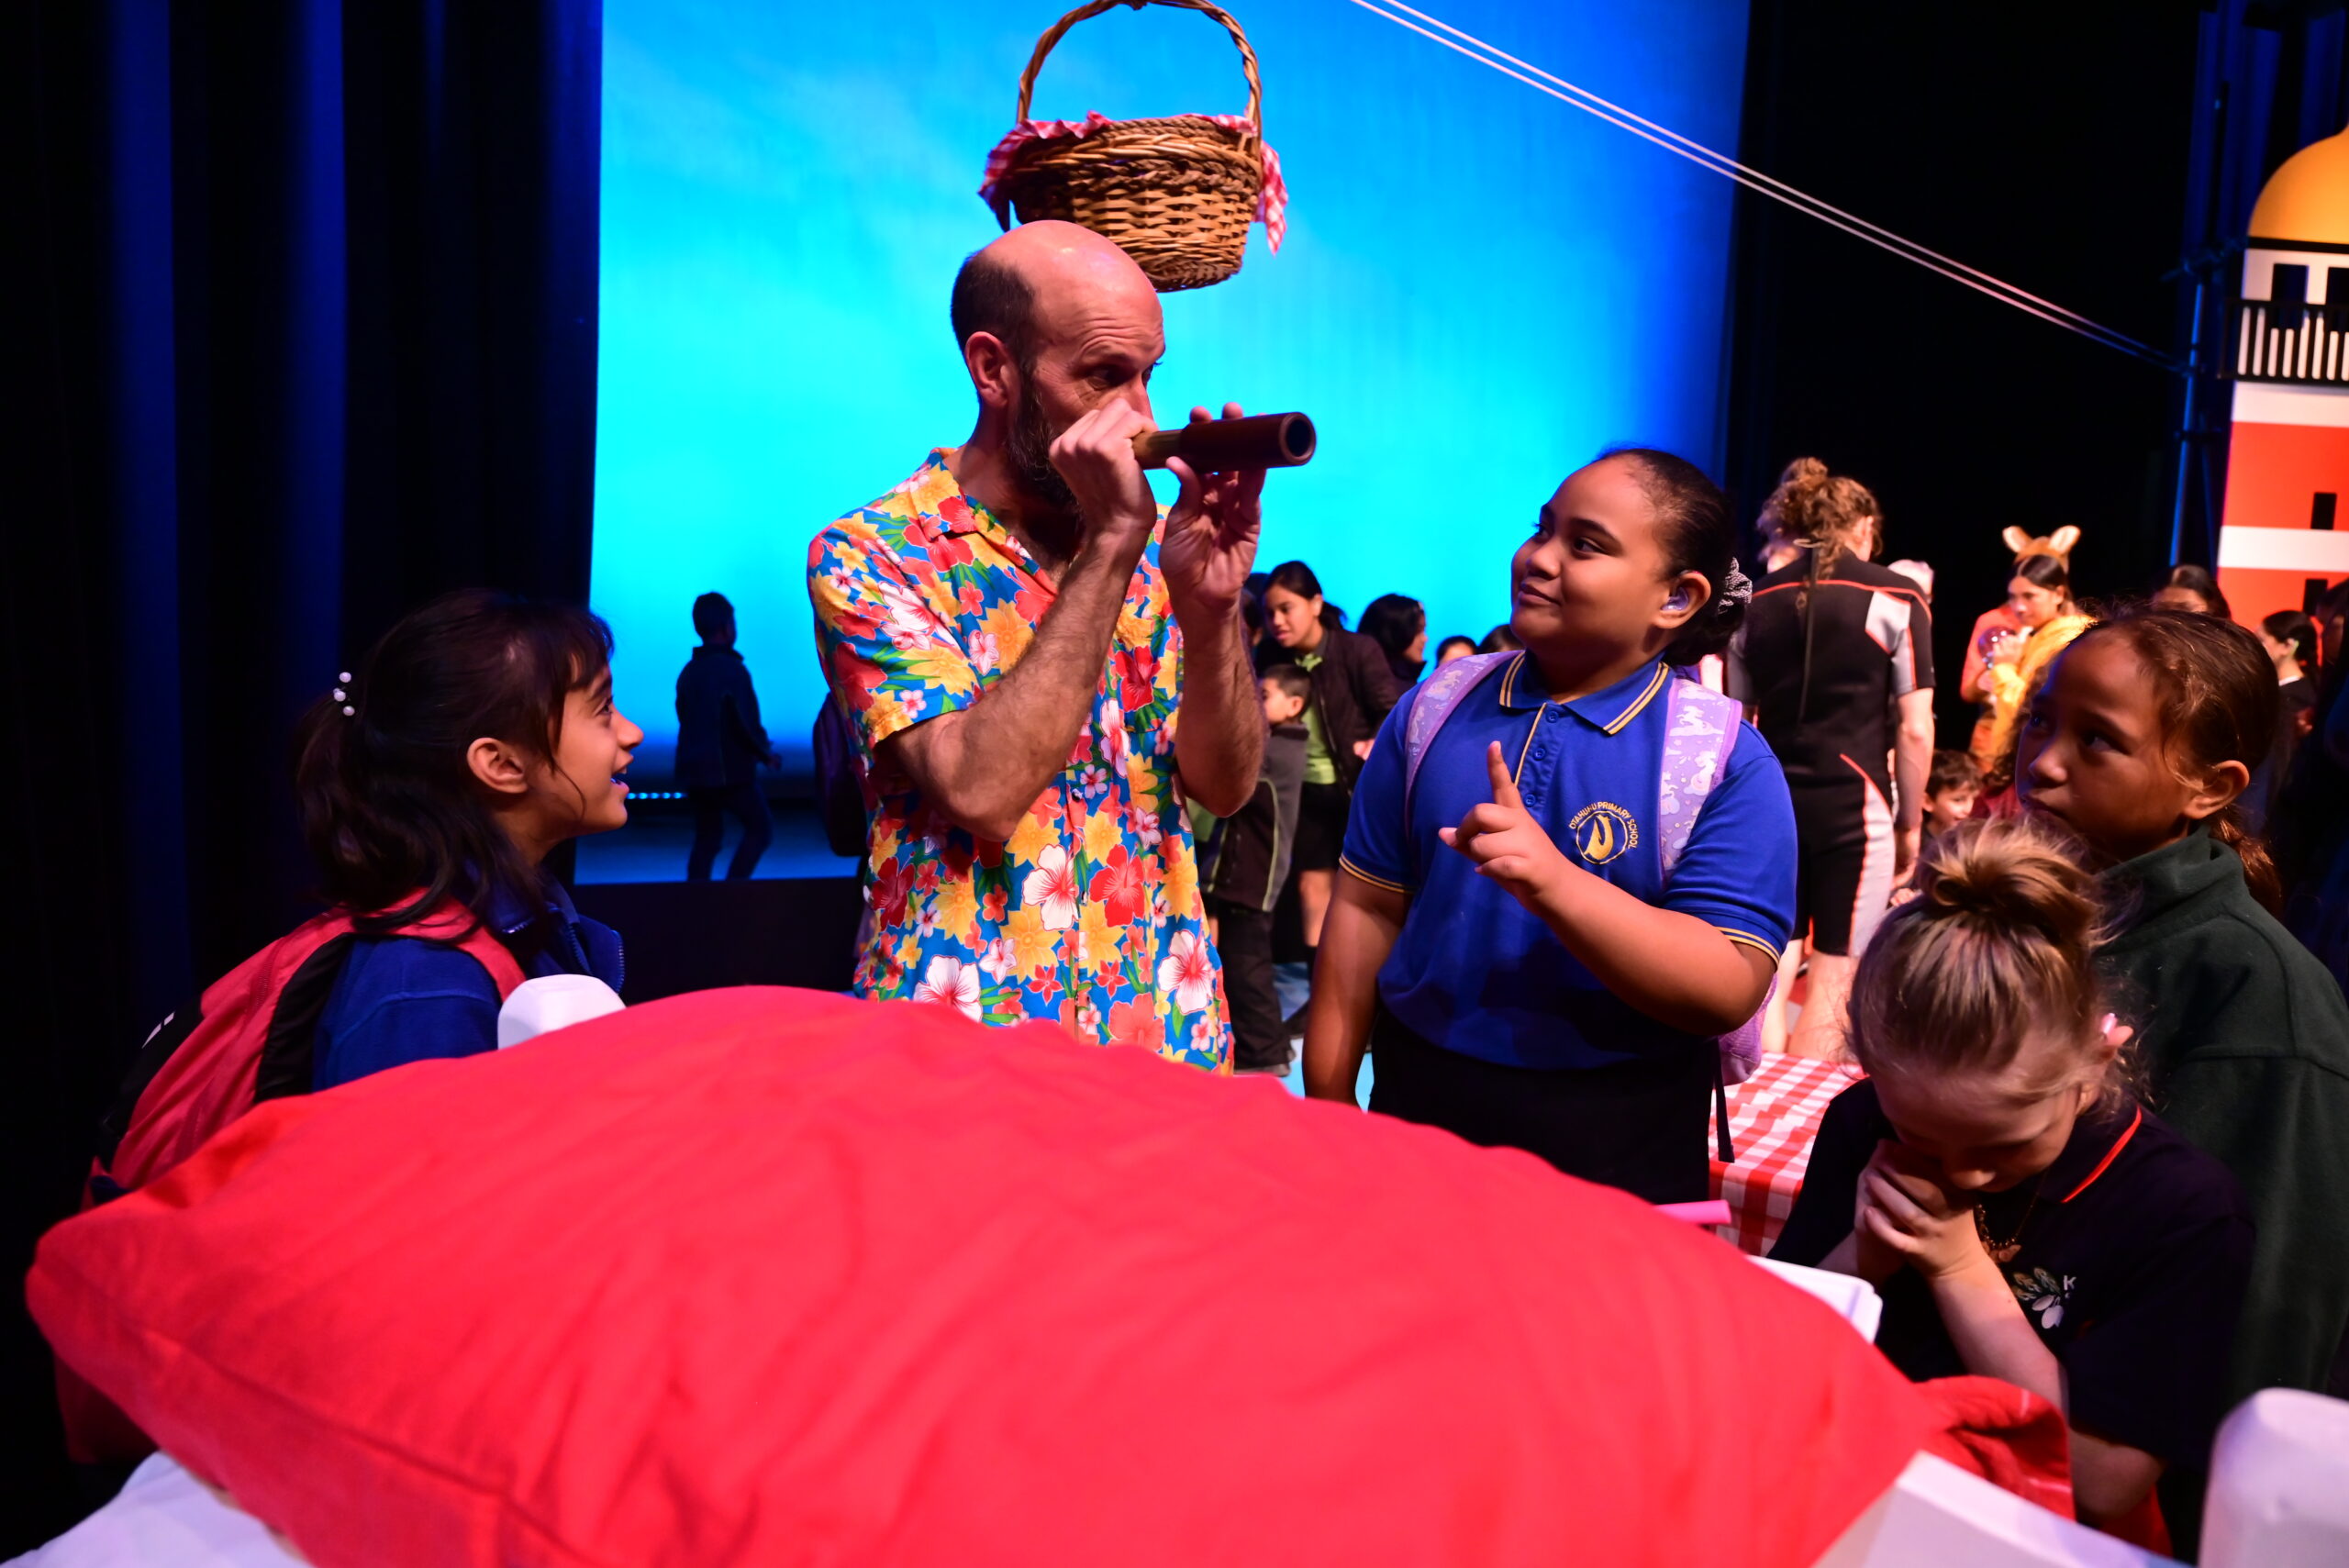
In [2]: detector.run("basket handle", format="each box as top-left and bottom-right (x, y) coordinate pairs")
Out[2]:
(1013, 0), (1264, 139)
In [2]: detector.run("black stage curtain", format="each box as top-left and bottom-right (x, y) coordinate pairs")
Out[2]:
(1726, 0), (2202, 754)
(1728, 0), (2347, 754)
(0, 1), (600, 1547)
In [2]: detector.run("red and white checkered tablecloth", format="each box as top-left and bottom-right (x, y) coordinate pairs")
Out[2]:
(1708, 1053), (1865, 1255)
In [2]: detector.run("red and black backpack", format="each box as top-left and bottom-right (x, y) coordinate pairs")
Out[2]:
(62, 903), (524, 1460)
(92, 903), (526, 1200)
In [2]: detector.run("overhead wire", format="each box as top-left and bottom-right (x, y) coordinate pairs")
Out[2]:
(1341, 0), (2180, 373)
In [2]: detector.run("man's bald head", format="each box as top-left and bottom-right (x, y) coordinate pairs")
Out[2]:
(951, 221), (1158, 366)
(952, 223), (1165, 516)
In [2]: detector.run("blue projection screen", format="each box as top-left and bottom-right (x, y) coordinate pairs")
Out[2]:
(595, 0), (1750, 775)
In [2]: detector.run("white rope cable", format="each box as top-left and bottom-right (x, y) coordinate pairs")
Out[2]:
(1341, 0), (2179, 372)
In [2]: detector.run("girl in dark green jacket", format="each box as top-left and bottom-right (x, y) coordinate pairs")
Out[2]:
(2018, 608), (2349, 1408)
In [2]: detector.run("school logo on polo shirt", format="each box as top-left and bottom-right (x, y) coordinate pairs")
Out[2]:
(1568, 801), (1639, 866)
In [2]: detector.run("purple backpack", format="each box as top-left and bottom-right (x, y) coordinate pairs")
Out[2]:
(1400, 654), (1773, 1101)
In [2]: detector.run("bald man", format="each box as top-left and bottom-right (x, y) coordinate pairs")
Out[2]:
(807, 223), (1265, 1068)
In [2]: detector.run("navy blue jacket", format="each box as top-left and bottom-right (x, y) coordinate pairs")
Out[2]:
(312, 880), (624, 1090)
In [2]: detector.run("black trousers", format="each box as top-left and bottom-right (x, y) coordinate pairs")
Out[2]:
(686, 781), (773, 882)
(1211, 899), (1286, 1070)
(1367, 1007), (1715, 1202)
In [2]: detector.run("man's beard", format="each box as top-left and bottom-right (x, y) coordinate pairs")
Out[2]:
(1005, 371), (1079, 517)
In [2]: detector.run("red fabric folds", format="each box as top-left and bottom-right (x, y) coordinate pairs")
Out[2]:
(33, 987), (1935, 1567)
(1919, 1374), (2076, 1518)
(1919, 1376), (2170, 1554)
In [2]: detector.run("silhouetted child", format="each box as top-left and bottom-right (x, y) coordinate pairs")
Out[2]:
(1203, 665), (1310, 1073)
(675, 592), (778, 881)
(1923, 749), (1982, 840)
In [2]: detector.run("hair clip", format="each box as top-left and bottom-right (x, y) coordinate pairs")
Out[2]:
(1717, 562), (1754, 611)
(335, 671), (354, 717)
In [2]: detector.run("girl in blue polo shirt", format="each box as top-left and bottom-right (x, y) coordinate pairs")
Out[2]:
(1303, 449), (1798, 1202)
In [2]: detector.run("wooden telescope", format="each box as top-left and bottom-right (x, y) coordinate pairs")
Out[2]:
(1131, 411), (1316, 472)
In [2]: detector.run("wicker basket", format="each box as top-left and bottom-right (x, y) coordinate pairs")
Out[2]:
(989, 0), (1266, 292)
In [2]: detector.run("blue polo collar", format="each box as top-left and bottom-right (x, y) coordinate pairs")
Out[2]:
(1495, 654), (1672, 736)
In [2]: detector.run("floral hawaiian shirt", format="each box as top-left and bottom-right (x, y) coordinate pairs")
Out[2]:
(807, 449), (1229, 1070)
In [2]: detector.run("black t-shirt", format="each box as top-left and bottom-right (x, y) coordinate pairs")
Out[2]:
(1773, 1081), (2254, 1469)
(1727, 557), (1934, 794)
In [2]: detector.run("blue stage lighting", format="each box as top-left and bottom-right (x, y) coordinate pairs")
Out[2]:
(595, 0), (1748, 775)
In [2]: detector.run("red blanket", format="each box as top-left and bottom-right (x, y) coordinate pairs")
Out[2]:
(34, 988), (1941, 1567)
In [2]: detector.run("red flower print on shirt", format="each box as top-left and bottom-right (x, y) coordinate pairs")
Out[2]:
(1119, 646), (1161, 712)
(1087, 845), (1149, 928)
(869, 859), (917, 928)
(905, 511), (974, 570)
(1107, 998), (1164, 1053)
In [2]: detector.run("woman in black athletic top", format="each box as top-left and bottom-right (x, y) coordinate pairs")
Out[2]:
(1728, 458), (1935, 1056)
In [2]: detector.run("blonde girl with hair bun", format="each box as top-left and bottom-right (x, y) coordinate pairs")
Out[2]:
(1772, 817), (2253, 1552)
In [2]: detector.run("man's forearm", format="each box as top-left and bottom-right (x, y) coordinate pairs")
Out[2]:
(891, 543), (1136, 840)
(1172, 595), (1263, 818)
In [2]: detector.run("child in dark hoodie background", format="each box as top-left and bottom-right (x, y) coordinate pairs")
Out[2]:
(1203, 664), (1312, 1073)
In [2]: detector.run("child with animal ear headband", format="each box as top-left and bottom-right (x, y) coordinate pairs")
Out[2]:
(1964, 527), (2081, 762)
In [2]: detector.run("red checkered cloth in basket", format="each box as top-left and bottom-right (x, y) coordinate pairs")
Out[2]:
(1709, 1054), (1865, 1255)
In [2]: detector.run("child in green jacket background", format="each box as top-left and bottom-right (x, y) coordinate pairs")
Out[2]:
(2019, 608), (2349, 1409)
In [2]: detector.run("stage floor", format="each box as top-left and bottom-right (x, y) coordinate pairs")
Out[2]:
(576, 802), (858, 884)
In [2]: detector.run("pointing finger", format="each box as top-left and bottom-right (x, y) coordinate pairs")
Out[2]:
(1485, 742), (1524, 812)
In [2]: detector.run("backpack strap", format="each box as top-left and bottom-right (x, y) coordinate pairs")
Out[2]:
(1400, 659), (1773, 1095)
(1655, 673), (1744, 881)
(1653, 673), (1772, 1092)
(403, 906), (530, 999)
(251, 932), (366, 1103)
(1400, 652), (1516, 820)
(246, 903), (528, 1104)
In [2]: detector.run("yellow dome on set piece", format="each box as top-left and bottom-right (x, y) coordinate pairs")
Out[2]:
(2250, 125), (2349, 245)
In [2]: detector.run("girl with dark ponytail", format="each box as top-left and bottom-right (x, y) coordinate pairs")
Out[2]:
(292, 588), (641, 1086)
(2015, 606), (2349, 1418)
(73, 592), (640, 1462)
(91, 591), (643, 1289)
